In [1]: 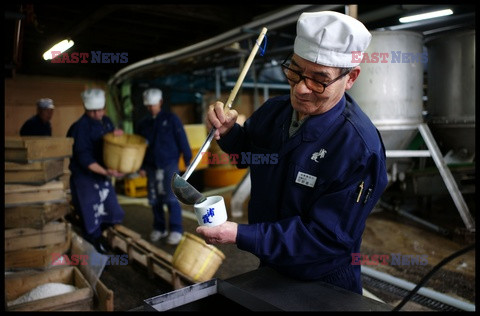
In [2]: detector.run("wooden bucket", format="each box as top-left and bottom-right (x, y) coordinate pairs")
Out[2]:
(171, 233), (225, 282)
(103, 133), (147, 173)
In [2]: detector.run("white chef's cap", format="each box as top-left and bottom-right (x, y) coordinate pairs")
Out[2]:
(294, 11), (372, 68)
(143, 88), (163, 106)
(37, 98), (55, 109)
(81, 88), (105, 110)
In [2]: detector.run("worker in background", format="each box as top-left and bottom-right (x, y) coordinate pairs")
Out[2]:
(67, 88), (125, 254)
(20, 98), (55, 136)
(136, 88), (192, 245)
(196, 11), (388, 294)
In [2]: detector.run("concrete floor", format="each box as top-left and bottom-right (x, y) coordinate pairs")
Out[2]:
(99, 188), (260, 311)
(98, 187), (475, 311)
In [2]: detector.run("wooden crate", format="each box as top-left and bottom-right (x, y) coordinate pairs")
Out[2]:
(63, 157), (70, 172)
(5, 266), (94, 311)
(95, 279), (114, 311)
(5, 225), (72, 269)
(5, 159), (65, 184)
(5, 180), (66, 207)
(5, 202), (71, 229)
(5, 136), (73, 162)
(5, 221), (71, 252)
(59, 173), (71, 190)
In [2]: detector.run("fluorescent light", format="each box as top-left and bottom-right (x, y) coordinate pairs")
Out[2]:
(42, 39), (74, 60)
(399, 9), (453, 23)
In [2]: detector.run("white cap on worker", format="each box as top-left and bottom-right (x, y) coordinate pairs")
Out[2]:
(294, 11), (372, 68)
(37, 98), (55, 109)
(143, 88), (163, 106)
(81, 88), (105, 110)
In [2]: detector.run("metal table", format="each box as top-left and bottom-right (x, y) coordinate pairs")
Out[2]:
(140, 267), (391, 311)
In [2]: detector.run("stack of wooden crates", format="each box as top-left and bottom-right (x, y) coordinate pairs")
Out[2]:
(5, 137), (73, 270)
(4, 136), (112, 311)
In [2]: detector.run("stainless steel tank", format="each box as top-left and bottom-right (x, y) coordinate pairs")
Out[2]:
(425, 29), (475, 159)
(349, 31), (425, 151)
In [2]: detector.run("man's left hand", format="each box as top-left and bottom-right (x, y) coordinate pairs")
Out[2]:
(107, 169), (125, 178)
(196, 221), (238, 244)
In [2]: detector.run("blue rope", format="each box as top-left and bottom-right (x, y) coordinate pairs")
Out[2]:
(257, 35), (267, 56)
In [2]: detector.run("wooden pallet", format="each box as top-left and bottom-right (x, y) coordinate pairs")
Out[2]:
(103, 225), (195, 289)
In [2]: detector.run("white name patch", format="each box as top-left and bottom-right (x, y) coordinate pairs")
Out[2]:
(295, 172), (317, 188)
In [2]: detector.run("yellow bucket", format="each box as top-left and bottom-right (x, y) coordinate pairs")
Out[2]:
(103, 133), (147, 174)
(204, 166), (248, 187)
(172, 233), (226, 282)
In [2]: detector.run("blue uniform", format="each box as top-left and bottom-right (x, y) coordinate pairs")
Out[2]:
(137, 110), (192, 234)
(218, 93), (388, 294)
(67, 114), (125, 242)
(20, 115), (52, 136)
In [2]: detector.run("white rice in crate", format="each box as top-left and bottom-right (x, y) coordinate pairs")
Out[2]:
(7, 282), (78, 307)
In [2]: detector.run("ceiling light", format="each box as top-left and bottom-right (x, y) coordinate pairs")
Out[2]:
(399, 9), (453, 23)
(42, 39), (74, 60)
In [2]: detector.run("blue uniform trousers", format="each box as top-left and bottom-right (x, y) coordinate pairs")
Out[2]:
(145, 162), (183, 234)
(70, 172), (125, 243)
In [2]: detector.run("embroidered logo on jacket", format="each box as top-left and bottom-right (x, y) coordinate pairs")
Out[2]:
(311, 149), (327, 162)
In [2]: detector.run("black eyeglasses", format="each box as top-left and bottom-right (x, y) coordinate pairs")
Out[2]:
(281, 55), (352, 94)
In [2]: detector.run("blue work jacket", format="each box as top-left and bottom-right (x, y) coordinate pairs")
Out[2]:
(218, 93), (388, 290)
(67, 113), (124, 237)
(137, 110), (192, 169)
(67, 113), (115, 178)
(20, 115), (52, 136)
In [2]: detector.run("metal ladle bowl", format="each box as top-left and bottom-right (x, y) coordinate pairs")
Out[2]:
(171, 173), (206, 205)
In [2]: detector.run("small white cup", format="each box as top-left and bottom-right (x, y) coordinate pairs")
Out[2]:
(194, 195), (227, 227)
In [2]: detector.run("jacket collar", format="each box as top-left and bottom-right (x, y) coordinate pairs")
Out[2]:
(278, 95), (346, 158)
(301, 95), (346, 141)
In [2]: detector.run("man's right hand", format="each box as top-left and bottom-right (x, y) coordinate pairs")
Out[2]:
(206, 101), (238, 140)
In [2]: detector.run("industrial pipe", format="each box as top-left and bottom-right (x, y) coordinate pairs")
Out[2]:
(361, 266), (475, 311)
(108, 4), (343, 85)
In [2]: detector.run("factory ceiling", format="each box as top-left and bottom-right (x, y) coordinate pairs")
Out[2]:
(5, 4), (476, 83)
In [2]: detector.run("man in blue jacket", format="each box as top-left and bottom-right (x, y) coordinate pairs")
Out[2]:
(196, 11), (388, 294)
(137, 88), (192, 245)
(20, 98), (55, 136)
(67, 88), (125, 254)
